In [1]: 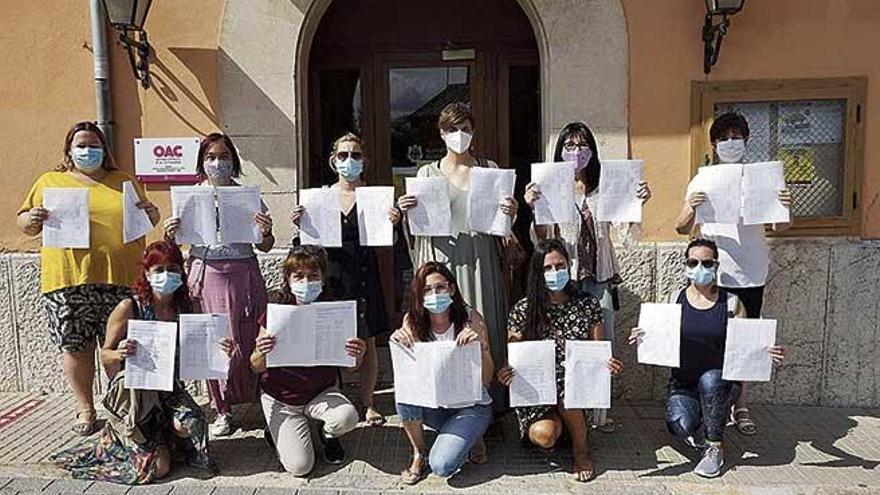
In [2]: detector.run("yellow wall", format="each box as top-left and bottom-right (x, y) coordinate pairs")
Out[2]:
(3, 0), (878, 251)
(625, 0), (880, 240)
(1, 0), (222, 252)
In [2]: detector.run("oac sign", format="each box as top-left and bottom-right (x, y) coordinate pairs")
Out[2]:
(134, 137), (201, 183)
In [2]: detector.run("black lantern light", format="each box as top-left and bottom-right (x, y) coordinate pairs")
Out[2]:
(702, 0), (746, 75)
(102, 0), (154, 88)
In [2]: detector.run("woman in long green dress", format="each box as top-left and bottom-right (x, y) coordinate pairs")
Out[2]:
(398, 102), (517, 411)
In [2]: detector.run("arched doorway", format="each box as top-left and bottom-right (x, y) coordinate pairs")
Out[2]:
(306, 0), (541, 194)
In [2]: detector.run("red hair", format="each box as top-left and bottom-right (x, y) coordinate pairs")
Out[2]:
(407, 262), (469, 342)
(133, 240), (192, 312)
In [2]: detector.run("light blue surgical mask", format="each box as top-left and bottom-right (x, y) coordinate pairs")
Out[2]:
(686, 265), (717, 286)
(149, 271), (183, 295)
(335, 158), (364, 182)
(291, 280), (323, 304)
(71, 147), (104, 171)
(423, 293), (453, 314)
(544, 269), (570, 292)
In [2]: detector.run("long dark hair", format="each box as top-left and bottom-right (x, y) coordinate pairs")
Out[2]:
(523, 239), (573, 341)
(553, 121), (601, 193)
(133, 240), (192, 313)
(408, 262), (469, 342)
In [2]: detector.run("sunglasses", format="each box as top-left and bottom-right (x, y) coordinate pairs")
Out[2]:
(685, 258), (719, 269)
(335, 151), (363, 161)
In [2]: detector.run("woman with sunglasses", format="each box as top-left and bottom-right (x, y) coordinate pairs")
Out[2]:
(628, 239), (784, 478)
(497, 239), (622, 483)
(291, 133), (402, 428)
(390, 262), (494, 484)
(524, 122), (650, 431)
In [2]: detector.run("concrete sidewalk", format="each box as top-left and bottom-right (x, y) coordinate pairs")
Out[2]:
(0, 389), (877, 494)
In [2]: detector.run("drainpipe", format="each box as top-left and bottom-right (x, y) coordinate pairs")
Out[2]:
(89, 0), (114, 151)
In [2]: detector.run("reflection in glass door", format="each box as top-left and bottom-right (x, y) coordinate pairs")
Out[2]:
(387, 66), (471, 193)
(310, 68), (363, 187)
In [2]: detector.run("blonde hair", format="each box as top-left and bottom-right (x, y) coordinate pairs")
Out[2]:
(327, 132), (366, 171)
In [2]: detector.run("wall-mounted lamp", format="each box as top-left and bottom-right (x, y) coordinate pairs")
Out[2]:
(102, 0), (154, 88)
(703, 0), (746, 75)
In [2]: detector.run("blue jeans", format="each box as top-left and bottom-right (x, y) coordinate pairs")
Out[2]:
(666, 369), (741, 443)
(396, 402), (492, 477)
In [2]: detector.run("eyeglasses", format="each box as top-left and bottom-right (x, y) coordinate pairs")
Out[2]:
(563, 142), (590, 152)
(685, 258), (719, 269)
(424, 283), (451, 295)
(335, 151), (363, 161)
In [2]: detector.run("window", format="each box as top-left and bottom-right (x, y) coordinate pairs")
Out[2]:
(690, 78), (866, 235)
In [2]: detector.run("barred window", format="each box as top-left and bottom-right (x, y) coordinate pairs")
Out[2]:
(691, 78), (866, 236)
(714, 99), (845, 218)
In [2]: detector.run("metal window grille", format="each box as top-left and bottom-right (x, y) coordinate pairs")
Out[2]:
(714, 99), (846, 218)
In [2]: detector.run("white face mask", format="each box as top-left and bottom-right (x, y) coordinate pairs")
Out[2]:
(443, 130), (473, 154)
(716, 139), (746, 164)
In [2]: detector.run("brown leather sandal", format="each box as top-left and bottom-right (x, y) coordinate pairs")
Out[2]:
(71, 409), (98, 436)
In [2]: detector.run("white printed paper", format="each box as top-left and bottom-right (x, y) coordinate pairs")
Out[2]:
(178, 314), (230, 381)
(391, 341), (482, 408)
(468, 168), (516, 236)
(42, 188), (90, 248)
(124, 320), (177, 392)
(722, 319), (777, 382)
(122, 181), (153, 243)
(596, 160), (643, 223)
(637, 303), (682, 368)
(693, 164), (743, 225)
(171, 186), (217, 245)
(532, 162), (575, 225)
(563, 341), (611, 409)
(217, 186), (262, 244)
(405, 177), (452, 237)
(266, 301), (357, 367)
(742, 161), (790, 226)
(356, 186), (394, 246)
(298, 188), (342, 248)
(508, 341), (556, 407)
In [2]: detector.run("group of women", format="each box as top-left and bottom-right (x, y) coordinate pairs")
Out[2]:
(16, 103), (786, 485)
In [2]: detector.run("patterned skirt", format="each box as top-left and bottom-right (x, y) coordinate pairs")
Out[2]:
(50, 374), (216, 484)
(42, 284), (132, 352)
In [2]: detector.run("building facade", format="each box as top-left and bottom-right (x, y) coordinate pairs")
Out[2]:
(1, 0), (878, 406)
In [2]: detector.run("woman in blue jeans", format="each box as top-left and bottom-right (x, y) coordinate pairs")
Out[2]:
(390, 262), (495, 484)
(629, 238), (784, 478)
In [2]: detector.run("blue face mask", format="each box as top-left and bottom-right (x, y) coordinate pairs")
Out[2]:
(291, 280), (323, 304)
(149, 271), (183, 295)
(423, 293), (453, 314)
(544, 269), (570, 292)
(71, 147), (104, 171)
(335, 158), (364, 182)
(687, 265), (717, 286)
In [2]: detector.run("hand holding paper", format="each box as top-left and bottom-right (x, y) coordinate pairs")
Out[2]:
(596, 160), (643, 223)
(123, 181), (153, 243)
(355, 186), (394, 246)
(563, 341), (612, 409)
(298, 188), (342, 247)
(507, 341), (556, 407)
(405, 177), (451, 237)
(531, 162), (575, 225)
(468, 168), (516, 236)
(742, 161), (790, 225)
(636, 303), (681, 368)
(722, 318), (777, 382)
(43, 188), (90, 248)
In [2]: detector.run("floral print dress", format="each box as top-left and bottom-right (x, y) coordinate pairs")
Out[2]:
(506, 291), (604, 438)
(50, 299), (215, 484)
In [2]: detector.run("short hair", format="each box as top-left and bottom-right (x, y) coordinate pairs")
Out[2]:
(710, 112), (750, 143)
(133, 240), (191, 312)
(437, 102), (474, 132)
(59, 121), (116, 171)
(196, 133), (242, 178)
(275, 245), (329, 304)
(685, 238), (719, 259)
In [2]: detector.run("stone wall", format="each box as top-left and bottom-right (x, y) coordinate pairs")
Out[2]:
(1, 237), (877, 407)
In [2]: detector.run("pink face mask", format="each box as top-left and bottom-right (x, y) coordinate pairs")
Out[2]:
(561, 148), (593, 173)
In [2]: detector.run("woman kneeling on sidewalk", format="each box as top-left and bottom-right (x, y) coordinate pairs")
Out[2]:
(251, 246), (365, 476)
(629, 239), (785, 478)
(51, 241), (224, 483)
(497, 239), (622, 483)
(390, 262), (495, 485)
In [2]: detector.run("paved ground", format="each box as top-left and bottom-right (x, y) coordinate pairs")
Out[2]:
(0, 387), (877, 494)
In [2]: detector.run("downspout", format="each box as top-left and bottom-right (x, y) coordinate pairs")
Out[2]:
(89, 0), (114, 151)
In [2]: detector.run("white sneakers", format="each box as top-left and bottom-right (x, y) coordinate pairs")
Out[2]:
(211, 413), (233, 437)
(694, 445), (723, 478)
